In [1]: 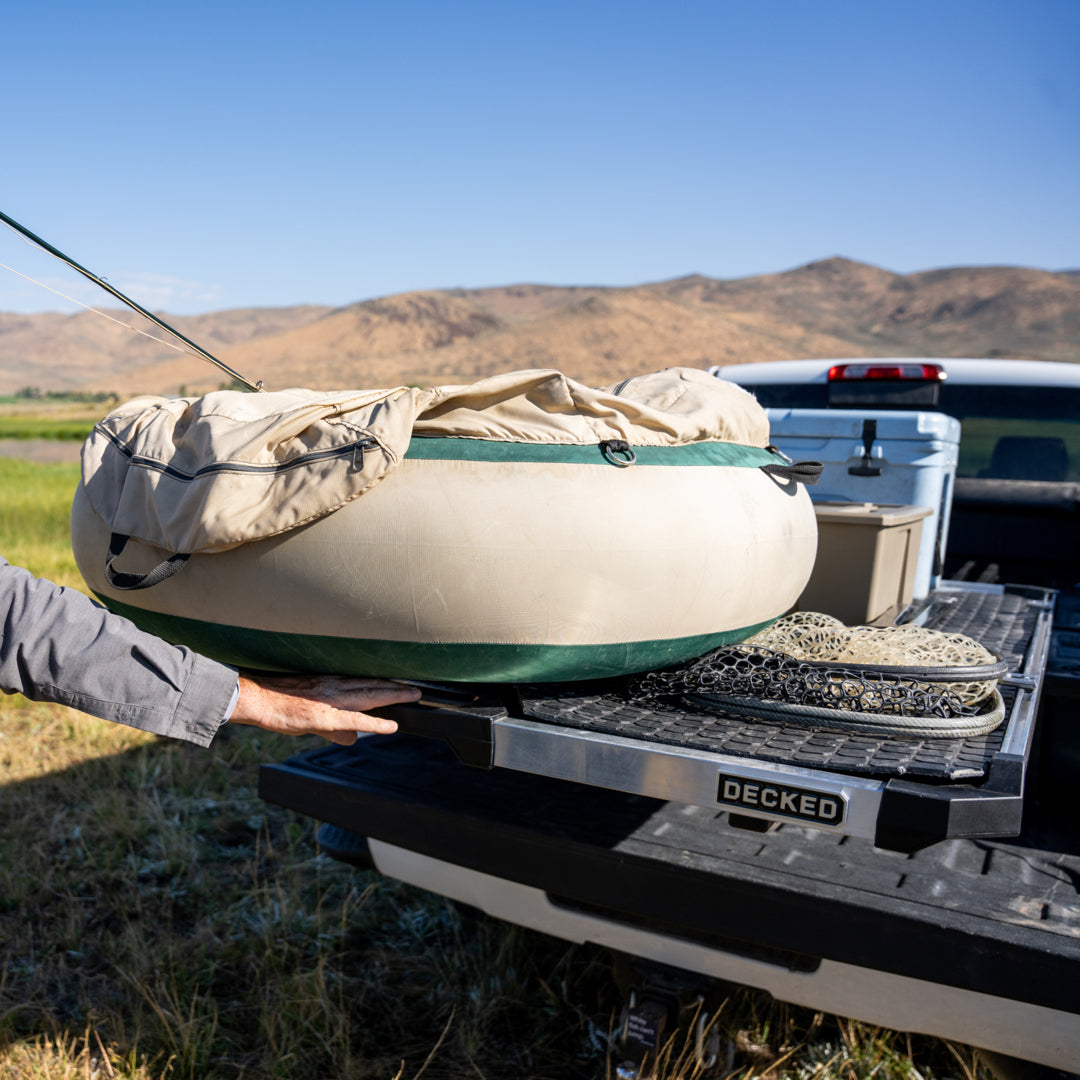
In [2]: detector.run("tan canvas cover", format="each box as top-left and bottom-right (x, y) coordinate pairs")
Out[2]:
(81, 366), (768, 556)
(413, 367), (767, 445)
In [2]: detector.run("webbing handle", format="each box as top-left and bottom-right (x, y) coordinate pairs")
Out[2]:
(760, 460), (823, 485)
(104, 533), (191, 591)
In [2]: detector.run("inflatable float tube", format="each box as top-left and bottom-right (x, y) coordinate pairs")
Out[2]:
(72, 437), (818, 683)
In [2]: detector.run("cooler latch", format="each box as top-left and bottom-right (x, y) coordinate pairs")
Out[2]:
(849, 419), (883, 477)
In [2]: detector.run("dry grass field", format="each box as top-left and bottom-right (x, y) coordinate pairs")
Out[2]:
(0, 433), (994, 1079)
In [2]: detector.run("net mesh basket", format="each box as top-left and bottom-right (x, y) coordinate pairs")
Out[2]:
(631, 612), (1008, 738)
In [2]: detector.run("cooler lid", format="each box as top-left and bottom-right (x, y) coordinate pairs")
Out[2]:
(812, 501), (934, 526)
(766, 408), (961, 444)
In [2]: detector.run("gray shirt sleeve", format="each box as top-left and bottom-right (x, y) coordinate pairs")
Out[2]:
(0, 555), (237, 747)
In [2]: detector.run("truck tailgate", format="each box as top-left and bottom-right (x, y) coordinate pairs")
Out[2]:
(259, 730), (1080, 1066)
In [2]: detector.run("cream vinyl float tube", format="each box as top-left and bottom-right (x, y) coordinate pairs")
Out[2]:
(71, 368), (819, 683)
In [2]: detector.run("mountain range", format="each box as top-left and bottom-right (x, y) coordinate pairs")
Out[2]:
(2, 257), (1077, 397)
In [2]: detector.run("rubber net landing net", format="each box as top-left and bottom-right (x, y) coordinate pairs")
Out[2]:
(632, 612), (1007, 738)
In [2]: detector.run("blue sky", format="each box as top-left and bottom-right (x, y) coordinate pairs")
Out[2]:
(2, 0), (1077, 314)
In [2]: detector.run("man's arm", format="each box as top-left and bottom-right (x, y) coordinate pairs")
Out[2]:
(1, 555), (239, 745)
(0, 557), (418, 746)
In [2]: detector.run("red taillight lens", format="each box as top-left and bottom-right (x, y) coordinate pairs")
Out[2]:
(828, 362), (947, 382)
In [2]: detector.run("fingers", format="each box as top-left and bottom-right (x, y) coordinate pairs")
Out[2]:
(341, 710), (400, 735)
(323, 729), (361, 746)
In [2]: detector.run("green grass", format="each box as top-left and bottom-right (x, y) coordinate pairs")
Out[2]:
(0, 400), (110, 443)
(0, 416), (95, 440)
(0, 460), (996, 1079)
(0, 458), (83, 584)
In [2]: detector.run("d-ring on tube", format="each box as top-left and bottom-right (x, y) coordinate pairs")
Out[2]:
(600, 440), (637, 467)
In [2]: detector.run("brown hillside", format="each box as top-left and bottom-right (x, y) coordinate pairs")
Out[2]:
(3, 259), (1077, 396)
(0, 305), (331, 395)
(653, 258), (1080, 363)
(114, 286), (872, 395)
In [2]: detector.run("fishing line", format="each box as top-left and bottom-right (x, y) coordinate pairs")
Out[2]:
(0, 211), (264, 392)
(0, 259), (201, 358)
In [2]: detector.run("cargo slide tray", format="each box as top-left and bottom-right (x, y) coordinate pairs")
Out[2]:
(263, 582), (1054, 851)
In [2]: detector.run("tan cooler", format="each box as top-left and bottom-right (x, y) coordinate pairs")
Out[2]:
(795, 502), (933, 626)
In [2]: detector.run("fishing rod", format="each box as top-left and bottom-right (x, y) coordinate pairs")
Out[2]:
(0, 208), (263, 392)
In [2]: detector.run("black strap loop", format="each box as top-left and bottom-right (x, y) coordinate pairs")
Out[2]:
(760, 460), (823, 485)
(600, 439), (637, 467)
(104, 532), (191, 591)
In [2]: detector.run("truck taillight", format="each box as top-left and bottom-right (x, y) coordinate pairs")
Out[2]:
(828, 363), (947, 382)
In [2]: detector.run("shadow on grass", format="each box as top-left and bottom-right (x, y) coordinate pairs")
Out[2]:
(0, 709), (993, 1080)
(0, 713), (627, 1080)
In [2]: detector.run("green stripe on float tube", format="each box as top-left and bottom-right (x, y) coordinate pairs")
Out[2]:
(404, 437), (783, 468)
(93, 595), (778, 683)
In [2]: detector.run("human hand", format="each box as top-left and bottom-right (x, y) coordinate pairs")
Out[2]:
(228, 674), (421, 745)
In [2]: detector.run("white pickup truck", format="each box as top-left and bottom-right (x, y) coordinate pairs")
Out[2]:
(260, 358), (1080, 1079)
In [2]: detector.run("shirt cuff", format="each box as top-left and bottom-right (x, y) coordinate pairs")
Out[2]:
(172, 655), (241, 747)
(224, 677), (241, 721)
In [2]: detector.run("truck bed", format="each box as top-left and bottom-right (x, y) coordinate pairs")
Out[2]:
(260, 730), (1080, 1069)
(259, 581), (1080, 1069)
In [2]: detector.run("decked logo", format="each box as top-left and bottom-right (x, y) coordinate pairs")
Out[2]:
(716, 774), (847, 826)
